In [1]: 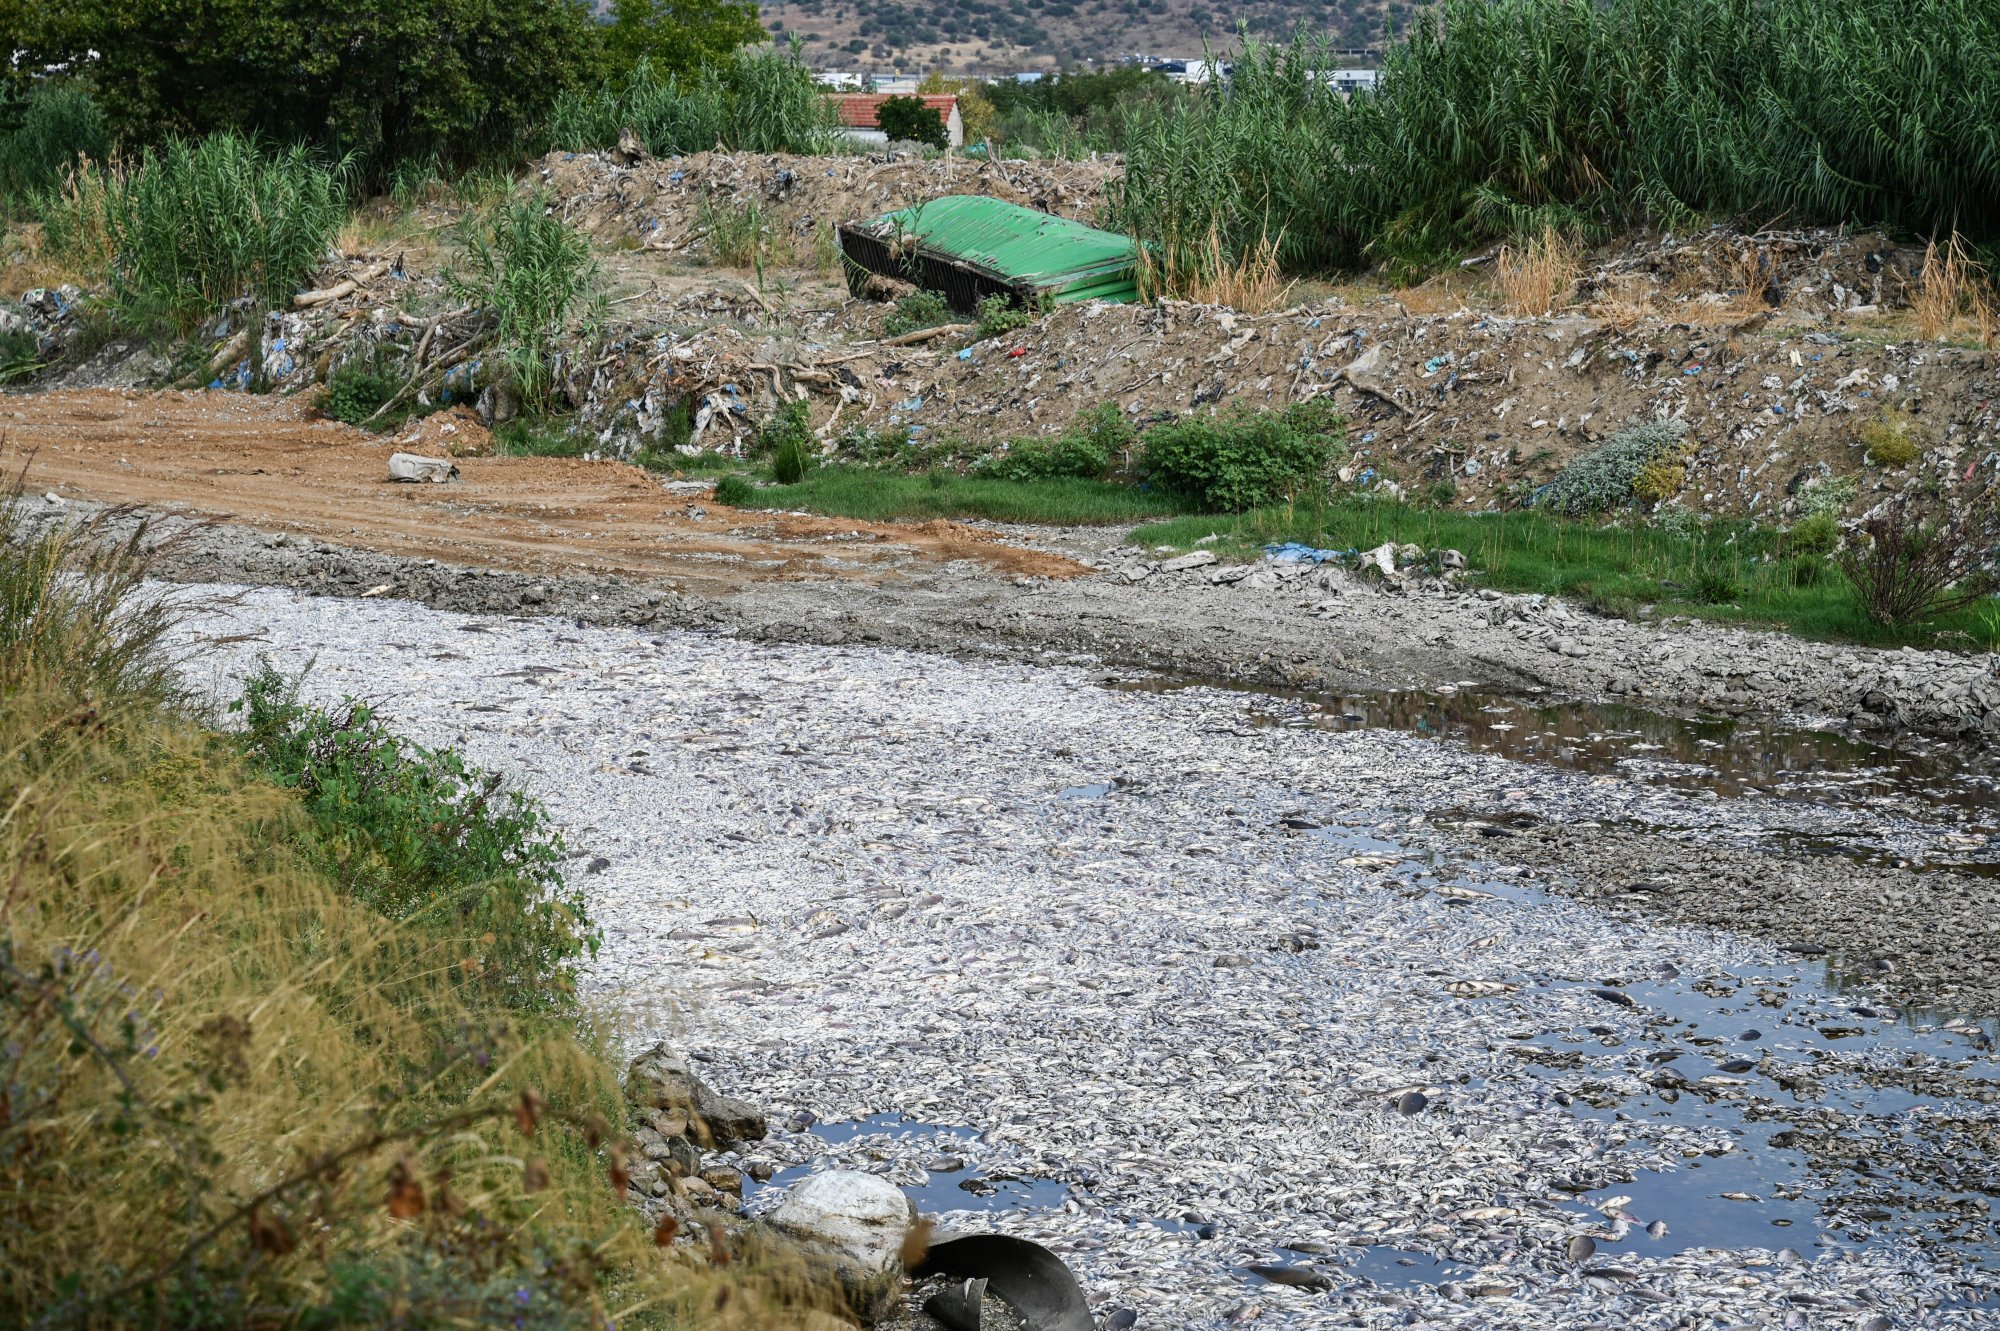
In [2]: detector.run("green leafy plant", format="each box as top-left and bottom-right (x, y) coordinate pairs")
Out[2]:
(546, 46), (838, 157)
(38, 131), (348, 334)
(232, 663), (597, 1008)
(977, 403), (1132, 481)
(1141, 399), (1344, 512)
(0, 83), (110, 209)
(763, 400), (816, 483)
(1539, 418), (1691, 516)
(448, 196), (599, 408)
(1860, 411), (1920, 468)
(877, 94), (947, 149)
(0, 327), (41, 384)
(712, 473), (757, 505)
(975, 292), (1043, 339)
(1788, 511), (1839, 556)
(698, 192), (765, 266)
(322, 357), (400, 427)
(883, 289), (953, 336)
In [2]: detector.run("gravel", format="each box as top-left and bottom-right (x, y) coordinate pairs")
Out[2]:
(174, 585), (2000, 1329)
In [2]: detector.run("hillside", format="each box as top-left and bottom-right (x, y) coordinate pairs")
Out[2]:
(759, 0), (1398, 71)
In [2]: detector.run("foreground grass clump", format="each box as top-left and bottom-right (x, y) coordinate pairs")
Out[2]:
(0, 483), (838, 1329)
(39, 130), (348, 334)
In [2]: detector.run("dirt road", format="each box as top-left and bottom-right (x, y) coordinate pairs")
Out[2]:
(6, 389), (1084, 588)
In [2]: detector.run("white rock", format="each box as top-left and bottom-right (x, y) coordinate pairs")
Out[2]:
(1158, 550), (1217, 573)
(767, 1170), (915, 1273)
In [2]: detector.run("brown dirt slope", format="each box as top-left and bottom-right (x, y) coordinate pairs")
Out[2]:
(5, 389), (1086, 587)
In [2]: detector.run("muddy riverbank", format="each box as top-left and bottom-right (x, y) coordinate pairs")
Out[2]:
(171, 584), (2000, 1328)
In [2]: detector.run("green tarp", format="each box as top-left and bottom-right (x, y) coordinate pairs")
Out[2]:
(837, 195), (1139, 312)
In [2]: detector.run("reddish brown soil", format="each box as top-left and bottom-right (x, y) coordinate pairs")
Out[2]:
(4, 389), (1086, 590)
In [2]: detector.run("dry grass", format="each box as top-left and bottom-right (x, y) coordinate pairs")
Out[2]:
(1396, 274), (1473, 315)
(1495, 226), (1580, 316)
(1140, 226), (1297, 313)
(1913, 231), (1998, 346)
(0, 481), (844, 1329)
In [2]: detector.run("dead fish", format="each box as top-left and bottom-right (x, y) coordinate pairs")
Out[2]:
(1445, 979), (1519, 998)
(1103, 1312), (1138, 1331)
(1246, 1264), (1333, 1292)
(1645, 1220), (1669, 1240)
(1589, 987), (1637, 1009)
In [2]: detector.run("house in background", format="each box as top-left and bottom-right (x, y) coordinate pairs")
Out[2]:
(828, 94), (964, 149)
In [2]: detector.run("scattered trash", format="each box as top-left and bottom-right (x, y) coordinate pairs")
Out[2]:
(912, 1233), (1094, 1331)
(386, 453), (459, 483)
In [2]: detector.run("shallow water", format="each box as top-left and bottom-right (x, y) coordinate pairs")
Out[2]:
(1109, 677), (2000, 865)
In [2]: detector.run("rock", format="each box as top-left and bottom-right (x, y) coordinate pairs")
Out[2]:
(1158, 550), (1217, 573)
(1438, 548), (1467, 570)
(626, 1042), (768, 1147)
(1238, 570), (1279, 591)
(1120, 564), (1152, 584)
(702, 1165), (746, 1194)
(767, 1170), (916, 1275)
(1209, 564), (1253, 585)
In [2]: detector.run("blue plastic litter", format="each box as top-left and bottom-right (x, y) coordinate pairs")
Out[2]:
(442, 359), (483, 393)
(1423, 355), (1451, 374)
(1264, 542), (1348, 564)
(1356, 466), (1377, 485)
(1683, 365), (1702, 375)
(895, 395), (925, 412)
(956, 348), (974, 360)
(669, 171), (685, 182)
(1771, 402), (1786, 414)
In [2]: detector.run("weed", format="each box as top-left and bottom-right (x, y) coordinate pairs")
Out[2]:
(1788, 512), (1840, 556)
(884, 289), (954, 336)
(975, 292), (1042, 339)
(1539, 418), (1690, 516)
(38, 133), (348, 335)
(763, 400), (816, 483)
(1797, 473), (1859, 519)
(1496, 227), (1580, 316)
(1690, 559), (1744, 604)
(0, 326), (41, 383)
(1913, 231), (1997, 345)
(976, 403), (1132, 482)
(232, 663), (595, 1007)
(323, 356), (401, 427)
(1860, 411), (1920, 468)
(712, 473), (758, 506)
(699, 192), (765, 267)
(758, 466), (1184, 525)
(491, 418), (585, 458)
(1141, 399), (1344, 512)
(448, 196), (599, 409)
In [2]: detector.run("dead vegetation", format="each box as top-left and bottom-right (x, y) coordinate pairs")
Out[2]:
(1496, 226), (1581, 316)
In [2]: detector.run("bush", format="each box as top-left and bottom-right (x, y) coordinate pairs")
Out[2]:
(448, 196), (599, 407)
(1797, 473), (1858, 519)
(232, 663), (597, 1009)
(1838, 487), (2000, 626)
(977, 403), (1132, 481)
(878, 94), (947, 149)
(1789, 511), (1839, 555)
(0, 327), (41, 384)
(883, 289), (953, 336)
(975, 292), (1041, 339)
(713, 473), (757, 505)
(1539, 417), (1690, 516)
(698, 192), (765, 266)
(1141, 399), (1343, 511)
(323, 358), (399, 426)
(763, 400), (816, 483)
(1860, 413), (1920, 468)
(39, 131), (348, 334)
(0, 83), (110, 208)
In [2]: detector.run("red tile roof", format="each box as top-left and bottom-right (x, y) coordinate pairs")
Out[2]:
(828, 94), (959, 129)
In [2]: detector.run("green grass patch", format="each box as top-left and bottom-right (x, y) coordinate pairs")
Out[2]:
(737, 465), (1188, 526)
(1133, 500), (2000, 647)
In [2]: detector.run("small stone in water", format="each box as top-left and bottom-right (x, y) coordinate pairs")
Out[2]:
(1566, 1235), (1596, 1263)
(1395, 1091), (1429, 1116)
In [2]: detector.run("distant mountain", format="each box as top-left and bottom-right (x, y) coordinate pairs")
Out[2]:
(757, 0), (1401, 73)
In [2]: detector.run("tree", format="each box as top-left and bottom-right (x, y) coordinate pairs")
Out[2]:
(918, 71), (996, 144)
(604, 0), (767, 79)
(877, 94), (946, 149)
(15, 0), (604, 178)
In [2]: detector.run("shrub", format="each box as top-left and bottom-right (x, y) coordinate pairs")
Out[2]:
(1838, 487), (2000, 626)
(546, 47), (838, 157)
(878, 94), (947, 149)
(323, 357), (399, 426)
(764, 400), (816, 483)
(0, 84), (110, 208)
(1788, 511), (1839, 555)
(713, 473), (757, 505)
(448, 196), (599, 408)
(884, 289), (953, 336)
(0, 327), (41, 383)
(38, 131), (348, 334)
(232, 663), (597, 1009)
(978, 402), (1132, 481)
(976, 291), (1041, 339)
(1797, 473), (1858, 519)
(1539, 417), (1690, 516)
(1860, 412), (1920, 467)
(1141, 399), (1343, 511)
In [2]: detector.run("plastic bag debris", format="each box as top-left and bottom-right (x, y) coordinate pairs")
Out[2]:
(386, 453), (460, 483)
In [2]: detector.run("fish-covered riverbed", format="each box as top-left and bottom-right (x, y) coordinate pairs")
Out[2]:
(180, 586), (2000, 1328)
